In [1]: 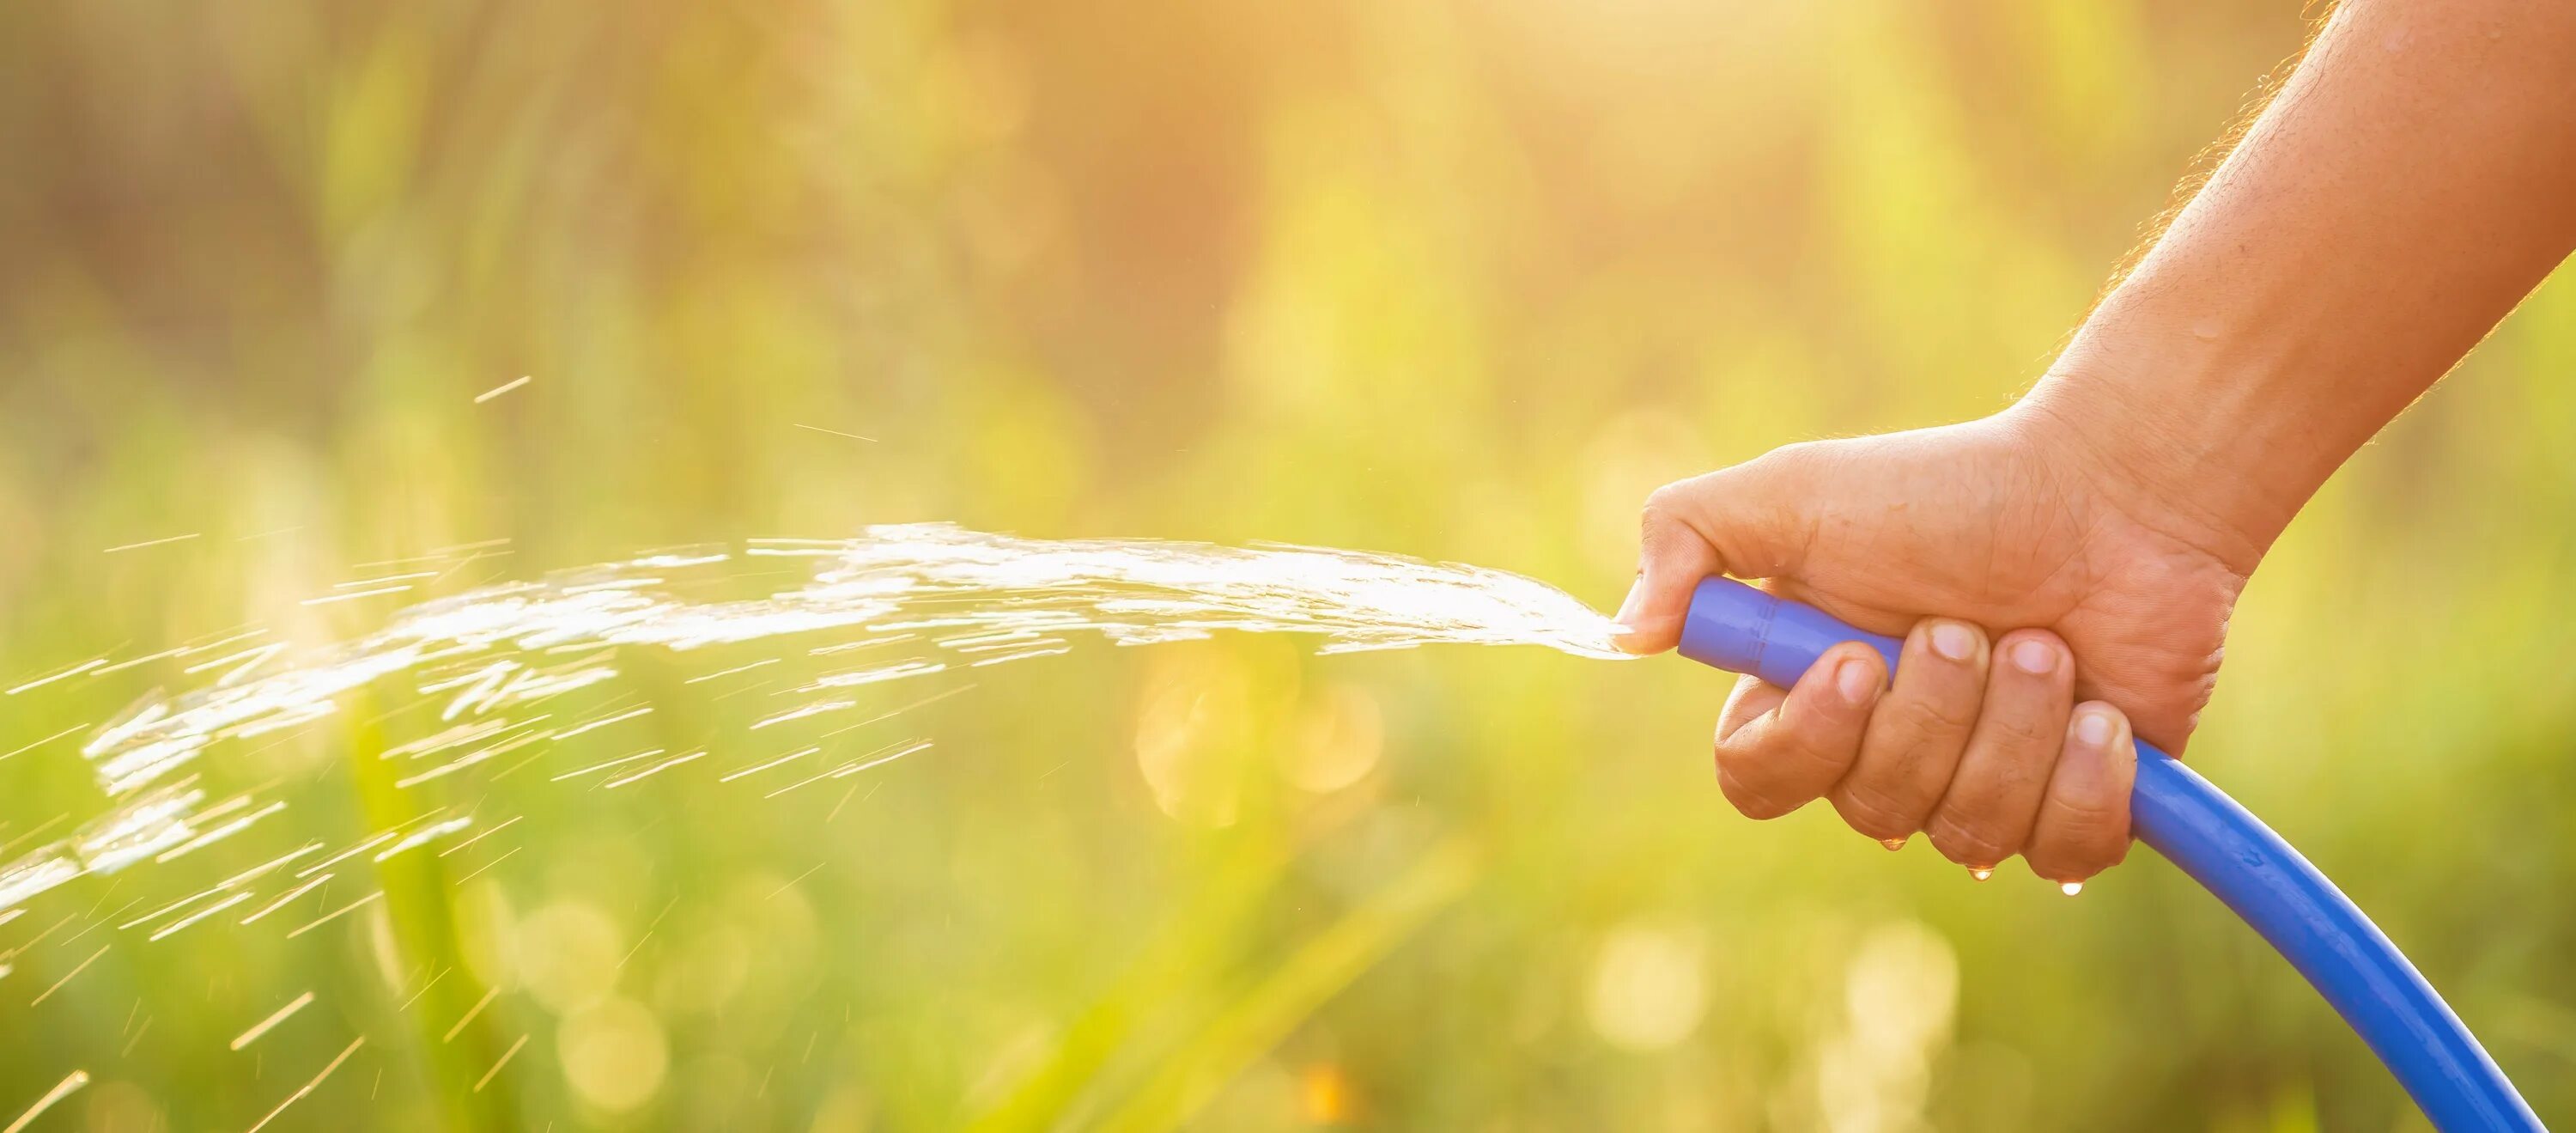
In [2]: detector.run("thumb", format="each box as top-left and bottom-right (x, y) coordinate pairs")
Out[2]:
(1612, 453), (1819, 655)
(1610, 496), (1720, 655)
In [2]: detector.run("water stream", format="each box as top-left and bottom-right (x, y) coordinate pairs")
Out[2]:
(0, 524), (1626, 921)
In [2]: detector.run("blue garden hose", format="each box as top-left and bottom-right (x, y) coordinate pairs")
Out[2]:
(1677, 577), (2541, 1130)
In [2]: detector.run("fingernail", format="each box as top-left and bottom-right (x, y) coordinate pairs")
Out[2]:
(2060, 880), (2084, 896)
(2010, 638), (2058, 675)
(2056, 708), (2121, 801)
(1836, 658), (1879, 705)
(1968, 867), (1994, 882)
(1929, 622), (1977, 662)
(2073, 709), (2115, 748)
(1879, 837), (1907, 851)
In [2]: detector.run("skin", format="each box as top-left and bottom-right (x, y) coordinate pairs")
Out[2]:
(1617, 0), (2576, 886)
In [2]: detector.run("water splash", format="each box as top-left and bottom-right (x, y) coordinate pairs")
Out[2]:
(0, 524), (1625, 916)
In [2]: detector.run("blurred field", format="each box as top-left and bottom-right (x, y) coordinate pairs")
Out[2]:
(2, 0), (2573, 1129)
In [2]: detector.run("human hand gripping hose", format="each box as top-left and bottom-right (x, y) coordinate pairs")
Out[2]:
(1677, 577), (2543, 1131)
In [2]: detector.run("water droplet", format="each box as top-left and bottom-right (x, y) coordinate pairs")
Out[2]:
(1968, 868), (1993, 882)
(1878, 838), (1906, 852)
(2060, 881), (2084, 897)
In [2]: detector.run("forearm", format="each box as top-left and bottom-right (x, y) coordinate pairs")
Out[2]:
(2023, 0), (2576, 566)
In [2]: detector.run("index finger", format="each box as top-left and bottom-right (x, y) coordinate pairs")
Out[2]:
(1712, 643), (1886, 819)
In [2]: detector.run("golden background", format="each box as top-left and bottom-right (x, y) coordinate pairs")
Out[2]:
(0, 0), (2569, 1128)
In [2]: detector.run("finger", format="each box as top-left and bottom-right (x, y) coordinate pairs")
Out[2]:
(1714, 672), (1788, 744)
(1713, 643), (1885, 819)
(1613, 484), (1725, 654)
(1829, 618), (1989, 848)
(1615, 450), (1824, 655)
(2023, 703), (2138, 887)
(1657, 447), (1823, 580)
(1924, 629), (2075, 869)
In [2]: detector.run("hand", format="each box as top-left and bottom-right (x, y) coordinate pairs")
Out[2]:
(1615, 406), (2256, 885)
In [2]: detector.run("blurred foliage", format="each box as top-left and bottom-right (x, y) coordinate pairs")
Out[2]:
(0, 0), (2569, 1129)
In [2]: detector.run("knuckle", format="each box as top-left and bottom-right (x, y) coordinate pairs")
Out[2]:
(1977, 716), (2052, 753)
(1789, 748), (1853, 788)
(2026, 812), (2130, 879)
(1923, 813), (2015, 867)
(1993, 759), (2050, 795)
(1717, 768), (1796, 820)
(1756, 440), (1829, 475)
(1783, 721), (1864, 782)
(1858, 710), (1965, 779)
(1900, 693), (1978, 740)
(1830, 783), (1922, 840)
(2038, 795), (2130, 843)
(2046, 785), (2128, 825)
(1641, 478), (1709, 527)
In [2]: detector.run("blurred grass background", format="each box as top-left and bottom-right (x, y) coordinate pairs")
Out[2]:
(1, 0), (2572, 1129)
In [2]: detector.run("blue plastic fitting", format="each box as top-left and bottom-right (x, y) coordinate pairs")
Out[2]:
(1677, 576), (2539, 1130)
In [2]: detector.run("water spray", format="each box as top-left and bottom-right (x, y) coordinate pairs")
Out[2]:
(1678, 577), (2541, 1131)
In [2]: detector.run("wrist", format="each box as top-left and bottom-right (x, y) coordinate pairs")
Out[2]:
(2006, 323), (2322, 576)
